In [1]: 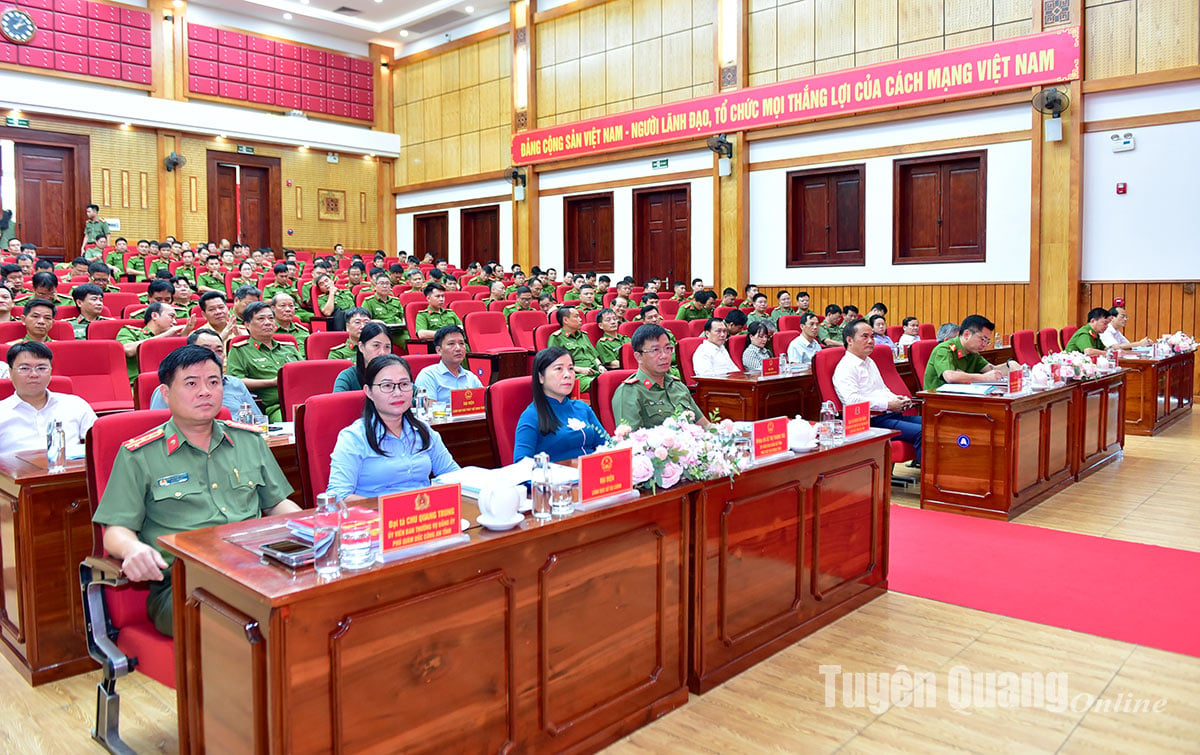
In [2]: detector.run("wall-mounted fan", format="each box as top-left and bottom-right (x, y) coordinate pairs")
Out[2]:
(1032, 88), (1069, 142)
(163, 152), (187, 171)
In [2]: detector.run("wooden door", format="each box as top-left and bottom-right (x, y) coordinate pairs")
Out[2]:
(213, 165), (238, 245)
(14, 144), (75, 260)
(459, 206), (498, 268)
(414, 211), (449, 261)
(633, 186), (690, 286)
(206, 151), (281, 251)
(239, 166), (270, 250)
(564, 193), (614, 273)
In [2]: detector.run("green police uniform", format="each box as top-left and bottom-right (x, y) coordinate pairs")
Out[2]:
(575, 300), (600, 313)
(105, 249), (125, 274)
(262, 281), (296, 302)
(225, 338), (303, 421)
(84, 218), (110, 245)
(1065, 325), (1104, 354)
(771, 306), (798, 324)
(328, 339), (356, 360)
(502, 302), (534, 321)
(746, 311), (774, 327)
(230, 276), (257, 293)
(738, 300), (755, 311)
(676, 301), (711, 322)
(91, 418), (292, 635)
(124, 255), (149, 282)
(547, 328), (604, 392)
(115, 325), (156, 381)
(275, 320), (310, 355)
(612, 368), (703, 430)
(147, 258), (172, 278)
(16, 292), (73, 307)
(197, 272), (225, 293)
(174, 266), (196, 284)
(67, 314), (110, 340)
(923, 336), (991, 392)
(595, 333), (630, 368)
(467, 275), (491, 286)
(563, 290), (581, 302)
(318, 290), (356, 314)
(818, 321), (844, 346)
(414, 307), (462, 336)
(363, 294), (409, 347)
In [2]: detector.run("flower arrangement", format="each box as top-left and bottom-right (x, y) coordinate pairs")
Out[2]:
(1040, 350), (1097, 379)
(603, 411), (747, 491)
(1165, 331), (1196, 353)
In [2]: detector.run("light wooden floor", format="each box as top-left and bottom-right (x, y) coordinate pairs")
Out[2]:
(3, 412), (1197, 753)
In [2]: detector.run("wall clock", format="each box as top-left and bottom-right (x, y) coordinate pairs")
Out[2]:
(1, 8), (37, 45)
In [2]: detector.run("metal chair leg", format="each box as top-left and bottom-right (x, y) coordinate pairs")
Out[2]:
(93, 677), (135, 755)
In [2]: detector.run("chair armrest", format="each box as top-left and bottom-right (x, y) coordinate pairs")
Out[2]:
(82, 555), (127, 585)
(79, 557), (138, 679)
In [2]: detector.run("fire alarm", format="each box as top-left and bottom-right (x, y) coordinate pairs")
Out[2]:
(1116, 183), (1127, 195)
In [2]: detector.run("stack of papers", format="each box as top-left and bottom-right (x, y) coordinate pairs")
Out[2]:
(286, 505), (377, 545)
(434, 458), (579, 497)
(936, 384), (1004, 395)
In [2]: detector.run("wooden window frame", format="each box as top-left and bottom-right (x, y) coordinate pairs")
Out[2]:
(892, 150), (987, 265)
(784, 164), (866, 268)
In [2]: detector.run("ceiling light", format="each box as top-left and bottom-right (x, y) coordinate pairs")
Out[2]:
(465, 5), (475, 12)
(299, 145), (309, 152)
(120, 122), (131, 130)
(283, 12), (293, 20)
(399, 29), (409, 37)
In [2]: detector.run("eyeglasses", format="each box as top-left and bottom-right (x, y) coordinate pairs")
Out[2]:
(14, 365), (51, 376)
(371, 380), (413, 394)
(636, 345), (676, 356)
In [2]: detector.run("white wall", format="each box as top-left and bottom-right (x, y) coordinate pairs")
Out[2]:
(396, 182), (514, 267)
(748, 105), (1032, 285)
(1081, 82), (1200, 281)
(538, 149), (715, 283)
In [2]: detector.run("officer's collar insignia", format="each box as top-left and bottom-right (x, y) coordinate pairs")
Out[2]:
(643, 379), (654, 388)
(165, 433), (181, 454)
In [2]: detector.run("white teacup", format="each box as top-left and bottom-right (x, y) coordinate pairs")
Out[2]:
(478, 485), (522, 520)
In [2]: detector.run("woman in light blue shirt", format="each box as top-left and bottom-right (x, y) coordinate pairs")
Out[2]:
(513, 347), (609, 463)
(328, 354), (460, 499)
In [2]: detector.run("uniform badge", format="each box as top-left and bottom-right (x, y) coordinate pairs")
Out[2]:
(157, 472), (189, 486)
(643, 379), (653, 388)
(166, 433), (181, 454)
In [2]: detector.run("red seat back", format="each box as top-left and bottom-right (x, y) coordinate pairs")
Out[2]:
(776, 314), (802, 332)
(918, 323), (936, 341)
(773, 329), (800, 356)
(0, 375), (71, 400)
(620, 342), (636, 369)
(486, 377), (532, 465)
(868, 346), (912, 398)
(813, 347), (846, 412)
(1060, 326), (1078, 347)
(403, 353), (441, 378)
(661, 320), (690, 342)
(133, 372), (161, 409)
(136, 336), (188, 374)
(687, 319), (708, 338)
(404, 301), (425, 337)
(581, 322), (601, 346)
(279, 359), (353, 420)
(886, 325), (903, 343)
(909, 339), (939, 391)
(296, 391), (364, 506)
(47, 340), (133, 412)
(86, 319), (143, 341)
(443, 291), (473, 306)
(509, 310), (549, 350)
(450, 300), (485, 321)
(304, 330), (350, 360)
(399, 291), (425, 307)
(487, 300), (509, 313)
(1038, 327), (1061, 355)
(658, 299), (681, 319)
(0, 320), (75, 342)
(1012, 329), (1040, 367)
(618, 321), (640, 338)
(534, 323), (557, 352)
(727, 334), (748, 370)
(677, 336), (703, 388)
(53, 305), (80, 320)
(464, 311), (522, 353)
(591, 369), (635, 433)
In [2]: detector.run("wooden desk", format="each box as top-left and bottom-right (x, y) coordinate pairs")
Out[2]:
(689, 429), (892, 692)
(918, 373), (1125, 520)
(1119, 350), (1195, 436)
(694, 370), (821, 422)
(163, 488), (691, 753)
(896, 345), (1015, 395)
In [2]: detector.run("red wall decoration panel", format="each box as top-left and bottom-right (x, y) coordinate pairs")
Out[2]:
(7, 0), (152, 84)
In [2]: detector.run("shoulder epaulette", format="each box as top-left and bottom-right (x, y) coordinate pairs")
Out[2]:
(223, 420), (267, 433)
(622, 373), (641, 384)
(230, 339), (250, 347)
(123, 426), (165, 451)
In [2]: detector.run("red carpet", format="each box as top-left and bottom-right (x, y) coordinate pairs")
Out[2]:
(888, 505), (1200, 657)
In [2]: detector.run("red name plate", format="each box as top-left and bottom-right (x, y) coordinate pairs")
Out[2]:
(380, 483), (462, 554)
(579, 447), (633, 502)
(752, 416), (788, 458)
(1008, 369), (1023, 393)
(844, 401), (871, 436)
(450, 387), (485, 417)
(1050, 363), (1061, 381)
(761, 357), (780, 376)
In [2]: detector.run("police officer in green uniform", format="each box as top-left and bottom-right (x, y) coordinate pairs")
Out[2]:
(67, 283), (111, 340)
(82, 204), (109, 252)
(770, 291), (799, 324)
(818, 304), (846, 347)
(677, 290), (717, 322)
(923, 314), (1012, 392)
(547, 305), (605, 393)
(414, 282), (462, 339)
(116, 302), (187, 381)
(745, 293), (774, 327)
(328, 308), (371, 360)
(270, 292), (310, 354)
(224, 302), (302, 421)
(612, 323), (709, 430)
(91, 345), (299, 636)
(196, 258), (226, 294)
(738, 284), (758, 311)
(502, 286), (535, 321)
(594, 307), (630, 369)
(1064, 308), (1113, 356)
(261, 262), (298, 302)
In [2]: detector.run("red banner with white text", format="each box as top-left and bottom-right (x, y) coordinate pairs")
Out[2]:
(512, 27), (1079, 165)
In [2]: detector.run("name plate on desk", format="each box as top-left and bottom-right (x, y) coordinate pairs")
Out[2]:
(844, 402), (871, 436)
(580, 447), (633, 502)
(752, 417), (788, 458)
(761, 357), (780, 376)
(1050, 363), (1061, 381)
(1008, 370), (1024, 393)
(450, 388), (485, 417)
(380, 483), (462, 554)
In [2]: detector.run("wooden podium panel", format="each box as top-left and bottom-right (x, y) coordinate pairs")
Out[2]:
(694, 371), (821, 422)
(1077, 370), (1126, 479)
(164, 490), (692, 754)
(1120, 350), (1194, 436)
(689, 429), (892, 692)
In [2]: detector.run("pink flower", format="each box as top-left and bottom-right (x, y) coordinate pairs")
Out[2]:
(614, 423), (631, 438)
(718, 419), (735, 433)
(661, 462), (683, 488)
(631, 454), (654, 484)
(654, 446), (669, 461)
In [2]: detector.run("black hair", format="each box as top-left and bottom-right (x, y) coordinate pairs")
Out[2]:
(72, 283), (103, 303)
(694, 290), (716, 305)
(722, 287), (737, 297)
(776, 290), (790, 300)
(241, 300), (272, 324)
(743, 283), (756, 294)
(746, 321), (772, 339)
(824, 303), (842, 316)
(555, 306), (574, 326)
(355, 321), (392, 384)
(871, 302), (888, 314)
(147, 279), (174, 298)
(1087, 307), (1110, 322)
(800, 312), (820, 326)
(34, 259), (53, 271)
(531, 346), (572, 435)
(344, 306), (370, 322)
(902, 316), (919, 327)
(843, 318), (871, 346)
(0, 263), (20, 277)
(638, 304), (659, 319)
(143, 301), (169, 324)
(703, 317), (725, 333)
(597, 307), (616, 324)
(868, 314), (886, 328)
(362, 354), (430, 457)
(86, 203), (99, 212)
(631, 323), (669, 352)
(6, 340), (53, 366)
(844, 304), (860, 316)
(87, 261), (110, 276)
(433, 324), (466, 349)
(24, 298), (56, 318)
(158, 344), (221, 385)
(1107, 306), (1122, 318)
(273, 262), (288, 274)
(233, 284), (261, 301)
(724, 309), (748, 327)
(639, 292), (659, 304)
(31, 271), (57, 290)
(959, 314), (996, 334)
(199, 291), (227, 312)
(798, 291), (810, 298)
(186, 328), (221, 345)
(423, 281), (445, 296)
(751, 293), (767, 303)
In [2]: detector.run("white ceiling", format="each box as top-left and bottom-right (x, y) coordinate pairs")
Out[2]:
(191, 0), (509, 51)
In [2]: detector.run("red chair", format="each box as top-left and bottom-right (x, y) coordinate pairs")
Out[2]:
(714, 306), (735, 319)
(0, 375), (71, 400)
(399, 291), (425, 307)
(509, 309), (549, 350)
(658, 299), (681, 319)
(402, 353), (441, 378)
(450, 300), (485, 321)
(581, 322), (601, 346)
(47, 341), (134, 412)
(462, 285), (489, 297)
(463, 312), (527, 355)
(661, 320), (690, 343)
(136, 336), (188, 374)
(486, 300), (510, 313)
(623, 309), (641, 322)
(53, 305), (80, 320)
(0, 320), (75, 342)
(534, 323), (558, 352)
(1012, 329), (1040, 367)
(486, 377), (532, 465)
(296, 391), (363, 507)
(403, 301), (427, 339)
(87, 319), (143, 341)
(773, 329), (800, 356)
(886, 325), (903, 343)
(677, 336), (703, 389)
(620, 342), (637, 369)
(133, 372), (162, 409)
(918, 323), (936, 341)
(602, 292), (618, 306)
(1060, 326), (1078, 348)
(1038, 327), (1061, 356)
(686, 319), (707, 338)
(590, 369), (636, 434)
(443, 291), (472, 306)
(813, 347), (916, 469)
(908, 339), (939, 391)
(776, 315), (803, 332)
(305, 330), (352, 360)
(279, 359), (353, 420)
(727, 334), (748, 370)
(618, 321), (641, 338)
(582, 309), (601, 323)
(120, 303), (149, 319)
(868, 347), (914, 402)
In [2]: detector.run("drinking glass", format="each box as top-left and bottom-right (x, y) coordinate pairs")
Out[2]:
(339, 519), (377, 570)
(550, 482), (575, 517)
(531, 480), (553, 521)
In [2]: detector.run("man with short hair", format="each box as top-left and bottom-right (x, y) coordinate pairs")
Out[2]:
(70, 256), (92, 279)
(82, 203), (109, 252)
(670, 281), (690, 302)
(129, 279), (175, 318)
(171, 276), (194, 310)
(116, 302), (188, 381)
(224, 302), (303, 421)
(18, 271), (72, 306)
(8, 299), (56, 345)
(413, 325), (483, 403)
(148, 329), (259, 415)
(833, 319), (922, 463)
(231, 285), (262, 322)
(868, 302), (888, 318)
(414, 282), (462, 340)
(923, 314), (1013, 392)
(772, 291), (798, 323)
(610, 295), (630, 320)
(537, 293), (558, 315)
(786, 312), (822, 368)
(678, 290), (716, 322)
(1064, 308), (1112, 356)
(818, 304), (845, 347)
(692, 318), (739, 377)
(575, 283), (600, 313)
(720, 288), (738, 308)
(196, 256), (226, 294)
(87, 261), (121, 292)
(0, 342), (97, 453)
(1100, 306), (1152, 350)
(271, 292), (310, 353)
(843, 304), (861, 322)
(547, 306), (605, 392)
(262, 263), (296, 302)
(502, 285), (535, 321)
(198, 291), (240, 341)
(796, 291), (813, 318)
(746, 293), (773, 327)
(504, 271), (527, 296)
(898, 317), (921, 349)
(328, 308), (372, 359)
(93, 344), (300, 636)
(936, 323), (959, 343)
(16, 252), (35, 276)
(724, 308), (748, 337)
(738, 284), (758, 311)
(612, 324), (707, 430)
(68, 283), (111, 339)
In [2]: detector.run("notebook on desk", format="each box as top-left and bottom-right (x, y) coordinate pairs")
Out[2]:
(936, 384), (1005, 396)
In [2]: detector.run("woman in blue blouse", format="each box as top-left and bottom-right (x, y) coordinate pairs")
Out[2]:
(328, 354), (460, 499)
(333, 321), (394, 392)
(513, 347), (609, 462)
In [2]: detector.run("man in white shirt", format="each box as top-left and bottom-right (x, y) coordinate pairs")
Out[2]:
(1100, 306), (1152, 350)
(414, 324), (483, 403)
(0, 342), (97, 454)
(786, 312), (822, 368)
(832, 319), (922, 464)
(897, 317), (921, 349)
(692, 317), (739, 377)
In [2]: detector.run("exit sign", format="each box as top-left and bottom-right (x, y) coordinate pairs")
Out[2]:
(651, 159), (668, 169)
(236, 145), (255, 154)
(5, 117), (30, 128)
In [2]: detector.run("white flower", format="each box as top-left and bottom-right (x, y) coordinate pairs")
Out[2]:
(566, 417), (586, 431)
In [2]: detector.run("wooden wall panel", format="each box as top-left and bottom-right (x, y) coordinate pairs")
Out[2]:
(1079, 281), (1200, 396)
(1086, 2), (1137, 80)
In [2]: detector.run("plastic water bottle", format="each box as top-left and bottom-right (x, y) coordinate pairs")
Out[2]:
(819, 401), (841, 447)
(313, 492), (344, 578)
(237, 401), (254, 424)
(46, 420), (67, 472)
(531, 452), (553, 521)
(1021, 364), (1031, 391)
(414, 388), (429, 420)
